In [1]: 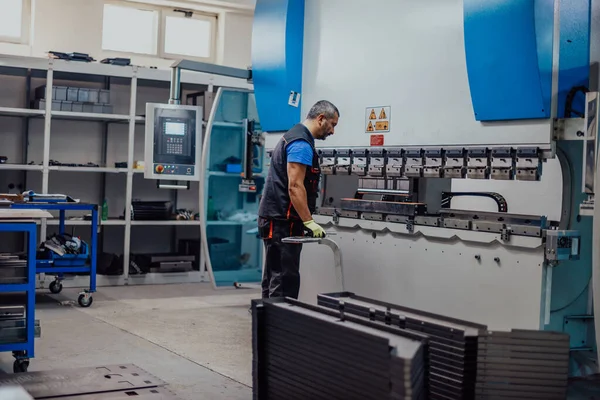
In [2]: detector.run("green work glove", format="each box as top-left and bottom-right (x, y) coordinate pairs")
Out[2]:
(303, 220), (326, 238)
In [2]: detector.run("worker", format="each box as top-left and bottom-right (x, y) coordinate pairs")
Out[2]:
(257, 100), (340, 299)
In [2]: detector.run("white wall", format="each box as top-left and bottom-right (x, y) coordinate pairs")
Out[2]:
(0, 0), (253, 69)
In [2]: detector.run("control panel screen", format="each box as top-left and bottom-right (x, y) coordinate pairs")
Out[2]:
(165, 122), (186, 136)
(153, 109), (196, 166)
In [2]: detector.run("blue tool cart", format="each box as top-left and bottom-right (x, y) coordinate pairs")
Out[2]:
(0, 220), (37, 373)
(11, 203), (98, 307)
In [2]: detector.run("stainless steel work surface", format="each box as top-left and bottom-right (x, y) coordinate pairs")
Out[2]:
(0, 364), (166, 398)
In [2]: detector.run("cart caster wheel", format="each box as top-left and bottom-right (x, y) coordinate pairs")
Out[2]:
(13, 359), (29, 373)
(78, 293), (93, 308)
(49, 280), (63, 294)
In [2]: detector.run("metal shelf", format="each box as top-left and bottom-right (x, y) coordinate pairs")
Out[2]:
(0, 164), (43, 171)
(131, 220), (201, 226)
(48, 166), (128, 173)
(51, 111), (131, 122)
(46, 219), (125, 226)
(0, 107), (44, 118)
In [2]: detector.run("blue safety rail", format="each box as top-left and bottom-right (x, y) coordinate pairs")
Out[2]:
(0, 221), (37, 368)
(202, 88), (265, 287)
(10, 203), (98, 295)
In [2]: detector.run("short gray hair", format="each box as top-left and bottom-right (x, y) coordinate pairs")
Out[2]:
(306, 100), (340, 120)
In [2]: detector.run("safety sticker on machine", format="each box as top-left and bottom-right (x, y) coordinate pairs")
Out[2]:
(365, 106), (390, 133)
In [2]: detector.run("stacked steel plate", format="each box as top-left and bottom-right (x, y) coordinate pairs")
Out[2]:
(317, 292), (486, 399)
(0, 254), (27, 284)
(475, 329), (570, 399)
(252, 298), (428, 400)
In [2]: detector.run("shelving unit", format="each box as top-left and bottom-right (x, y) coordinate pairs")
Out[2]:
(0, 54), (253, 287)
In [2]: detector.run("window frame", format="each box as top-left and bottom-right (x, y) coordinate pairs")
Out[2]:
(158, 9), (218, 63)
(101, 1), (161, 56)
(0, 0), (31, 45)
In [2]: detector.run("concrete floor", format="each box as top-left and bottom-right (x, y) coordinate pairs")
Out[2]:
(0, 283), (259, 400)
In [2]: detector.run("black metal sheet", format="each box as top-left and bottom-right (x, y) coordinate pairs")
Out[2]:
(475, 381), (568, 394)
(475, 387), (566, 400)
(476, 374), (567, 387)
(267, 367), (377, 400)
(51, 388), (180, 400)
(477, 348), (569, 362)
(476, 355), (568, 368)
(319, 292), (486, 332)
(264, 319), (394, 374)
(478, 342), (570, 355)
(476, 360), (568, 375)
(478, 336), (569, 348)
(0, 365), (165, 398)
(485, 329), (569, 342)
(265, 342), (393, 398)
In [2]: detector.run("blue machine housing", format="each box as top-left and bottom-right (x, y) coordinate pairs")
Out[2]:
(251, 0), (305, 133)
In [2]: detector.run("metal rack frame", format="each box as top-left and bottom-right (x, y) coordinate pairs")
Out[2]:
(0, 55), (252, 288)
(0, 220), (37, 372)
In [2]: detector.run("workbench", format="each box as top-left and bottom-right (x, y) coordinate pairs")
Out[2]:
(10, 203), (98, 308)
(0, 209), (52, 373)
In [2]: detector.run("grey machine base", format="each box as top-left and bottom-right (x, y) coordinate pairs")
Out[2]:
(0, 364), (179, 399)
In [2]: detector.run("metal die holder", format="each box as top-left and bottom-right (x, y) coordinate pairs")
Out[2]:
(443, 148), (467, 178)
(467, 148), (490, 179)
(490, 147), (514, 180)
(423, 148), (443, 178)
(516, 147), (541, 181)
(385, 148), (404, 177)
(351, 148), (369, 176)
(367, 148), (385, 177)
(404, 149), (423, 178)
(319, 149), (336, 175)
(334, 149), (351, 175)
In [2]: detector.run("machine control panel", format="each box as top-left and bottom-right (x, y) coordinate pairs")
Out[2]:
(144, 103), (203, 181)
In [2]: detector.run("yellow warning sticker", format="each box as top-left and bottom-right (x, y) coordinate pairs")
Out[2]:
(365, 106), (390, 134)
(375, 121), (388, 131)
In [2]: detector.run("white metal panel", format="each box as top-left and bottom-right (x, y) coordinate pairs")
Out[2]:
(298, 223), (545, 330)
(300, 0), (553, 148)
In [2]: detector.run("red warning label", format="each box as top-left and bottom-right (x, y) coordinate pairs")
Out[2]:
(370, 135), (384, 146)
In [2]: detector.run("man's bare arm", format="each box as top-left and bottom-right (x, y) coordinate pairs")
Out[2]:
(287, 162), (312, 222)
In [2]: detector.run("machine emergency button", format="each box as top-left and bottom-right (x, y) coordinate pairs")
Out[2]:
(156, 165), (164, 173)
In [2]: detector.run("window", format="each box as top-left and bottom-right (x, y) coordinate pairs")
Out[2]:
(101, 4), (159, 55)
(163, 14), (215, 60)
(0, 0), (29, 43)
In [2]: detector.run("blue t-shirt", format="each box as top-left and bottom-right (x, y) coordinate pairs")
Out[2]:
(286, 140), (313, 166)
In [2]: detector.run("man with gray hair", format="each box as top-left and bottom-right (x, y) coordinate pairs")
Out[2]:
(257, 100), (340, 299)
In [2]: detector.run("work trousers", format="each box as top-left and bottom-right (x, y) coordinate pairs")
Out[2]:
(258, 217), (304, 299)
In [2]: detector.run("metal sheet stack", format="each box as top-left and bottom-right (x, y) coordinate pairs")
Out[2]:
(475, 329), (570, 399)
(0, 254), (27, 284)
(0, 306), (41, 344)
(252, 298), (429, 400)
(317, 292), (487, 400)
